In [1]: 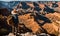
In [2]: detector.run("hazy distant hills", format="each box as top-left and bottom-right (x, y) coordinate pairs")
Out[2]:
(0, 1), (58, 11)
(0, 1), (20, 11)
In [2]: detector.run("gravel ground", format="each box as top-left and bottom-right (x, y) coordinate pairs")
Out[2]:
(5, 32), (51, 36)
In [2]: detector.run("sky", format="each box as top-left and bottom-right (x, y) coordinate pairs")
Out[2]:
(0, 0), (60, 1)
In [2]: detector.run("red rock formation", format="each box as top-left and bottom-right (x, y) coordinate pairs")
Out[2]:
(18, 13), (42, 34)
(42, 23), (58, 35)
(26, 2), (34, 8)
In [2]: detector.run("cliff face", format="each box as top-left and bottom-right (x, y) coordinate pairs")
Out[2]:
(1, 12), (59, 36)
(0, 1), (60, 36)
(18, 14), (43, 34)
(18, 12), (59, 36)
(44, 12), (60, 35)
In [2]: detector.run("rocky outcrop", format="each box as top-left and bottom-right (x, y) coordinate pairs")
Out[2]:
(45, 12), (60, 36)
(42, 23), (58, 36)
(6, 12), (59, 36)
(18, 13), (43, 34)
(18, 12), (59, 36)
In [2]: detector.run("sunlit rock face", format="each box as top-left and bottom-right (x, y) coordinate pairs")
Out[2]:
(45, 12), (60, 35)
(18, 14), (43, 34)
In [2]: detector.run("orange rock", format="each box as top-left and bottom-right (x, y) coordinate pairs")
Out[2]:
(45, 12), (60, 21)
(56, 2), (60, 7)
(39, 4), (45, 9)
(26, 2), (34, 8)
(42, 23), (58, 35)
(18, 13), (42, 34)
